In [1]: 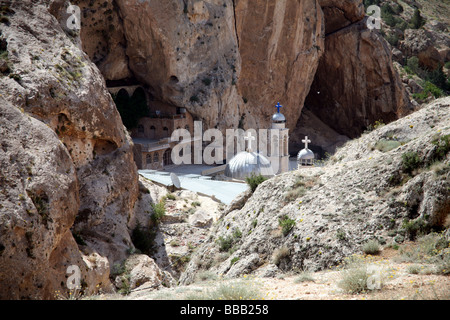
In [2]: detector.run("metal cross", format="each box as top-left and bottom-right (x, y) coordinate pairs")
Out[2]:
(244, 132), (256, 152)
(275, 102), (283, 113)
(302, 136), (311, 149)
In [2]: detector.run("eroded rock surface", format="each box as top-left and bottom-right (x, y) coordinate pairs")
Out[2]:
(0, 0), (141, 299)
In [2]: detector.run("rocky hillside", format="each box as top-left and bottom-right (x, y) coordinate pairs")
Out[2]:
(180, 97), (450, 284)
(370, 0), (450, 106)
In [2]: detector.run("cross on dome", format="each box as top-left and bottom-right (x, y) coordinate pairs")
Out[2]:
(275, 102), (283, 113)
(244, 132), (256, 152)
(302, 136), (311, 149)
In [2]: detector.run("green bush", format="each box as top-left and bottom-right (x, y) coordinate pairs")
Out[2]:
(363, 0), (380, 8)
(278, 215), (296, 236)
(150, 200), (166, 225)
(217, 235), (233, 252)
(217, 228), (242, 252)
(431, 134), (450, 162)
(165, 193), (176, 201)
(406, 56), (420, 75)
(409, 8), (425, 29)
(385, 33), (399, 46)
(402, 218), (430, 240)
(401, 151), (421, 174)
(245, 173), (267, 193)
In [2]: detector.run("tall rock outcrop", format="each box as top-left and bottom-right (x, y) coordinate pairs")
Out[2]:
(0, 0), (141, 299)
(293, 0), (411, 152)
(76, 0), (409, 154)
(76, 0), (325, 132)
(234, 0), (325, 131)
(304, 20), (411, 139)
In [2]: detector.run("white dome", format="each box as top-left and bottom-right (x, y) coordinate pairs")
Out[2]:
(272, 113), (286, 123)
(297, 148), (314, 160)
(225, 151), (274, 179)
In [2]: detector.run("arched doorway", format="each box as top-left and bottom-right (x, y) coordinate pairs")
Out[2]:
(149, 125), (156, 139)
(163, 149), (173, 166)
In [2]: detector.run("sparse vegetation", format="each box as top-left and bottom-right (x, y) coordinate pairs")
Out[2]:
(396, 232), (450, 275)
(191, 201), (201, 207)
(272, 246), (290, 265)
(431, 134), (450, 162)
(150, 199), (166, 225)
(165, 193), (176, 201)
(402, 217), (431, 240)
(362, 240), (381, 255)
(338, 266), (372, 294)
(217, 228), (242, 252)
(401, 151), (422, 174)
(186, 279), (262, 300)
(245, 173), (267, 193)
(294, 272), (315, 283)
(409, 8), (426, 29)
(278, 215), (295, 236)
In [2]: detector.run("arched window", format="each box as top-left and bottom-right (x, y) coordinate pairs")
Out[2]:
(146, 154), (152, 165)
(138, 125), (144, 133)
(163, 127), (169, 137)
(153, 152), (159, 163)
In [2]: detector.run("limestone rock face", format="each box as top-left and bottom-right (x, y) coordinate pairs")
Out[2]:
(0, 0), (140, 299)
(73, 0), (132, 81)
(318, 0), (365, 34)
(234, 0), (325, 131)
(77, 0), (325, 133)
(304, 21), (411, 139)
(0, 99), (80, 299)
(76, 0), (409, 153)
(113, 0), (242, 130)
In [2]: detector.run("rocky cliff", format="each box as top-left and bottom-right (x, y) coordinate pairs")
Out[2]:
(75, 0), (409, 146)
(0, 0), (143, 299)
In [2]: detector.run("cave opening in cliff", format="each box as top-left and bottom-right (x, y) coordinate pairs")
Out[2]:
(112, 87), (149, 130)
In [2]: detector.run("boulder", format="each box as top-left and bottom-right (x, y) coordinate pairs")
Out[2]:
(115, 254), (174, 291)
(188, 210), (213, 228)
